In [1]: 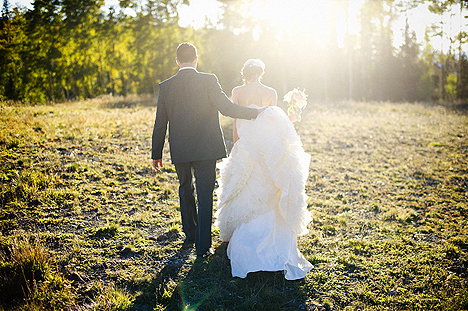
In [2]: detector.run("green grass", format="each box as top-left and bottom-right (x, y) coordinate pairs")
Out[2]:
(0, 97), (467, 310)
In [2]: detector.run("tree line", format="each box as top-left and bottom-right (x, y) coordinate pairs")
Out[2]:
(0, 0), (467, 104)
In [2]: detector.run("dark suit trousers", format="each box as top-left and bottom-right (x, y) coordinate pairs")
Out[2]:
(175, 159), (217, 254)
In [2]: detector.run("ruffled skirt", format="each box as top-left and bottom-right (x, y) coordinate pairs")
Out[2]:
(215, 106), (313, 280)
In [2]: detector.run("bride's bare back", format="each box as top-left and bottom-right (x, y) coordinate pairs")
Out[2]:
(231, 81), (277, 142)
(232, 81), (277, 108)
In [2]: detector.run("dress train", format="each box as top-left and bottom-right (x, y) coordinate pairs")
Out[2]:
(215, 106), (313, 280)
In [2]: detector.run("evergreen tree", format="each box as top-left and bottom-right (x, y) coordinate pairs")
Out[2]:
(398, 17), (422, 101)
(0, 6), (25, 101)
(0, 0), (464, 103)
(2, 0), (9, 21)
(458, 53), (468, 101)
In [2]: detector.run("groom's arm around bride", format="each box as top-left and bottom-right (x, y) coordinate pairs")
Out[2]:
(151, 42), (264, 256)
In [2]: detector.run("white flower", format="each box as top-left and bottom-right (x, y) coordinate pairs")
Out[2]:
(284, 88), (308, 122)
(283, 89), (295, 103)
(284, 88), (307, 107)
(295, 98), (307, 109)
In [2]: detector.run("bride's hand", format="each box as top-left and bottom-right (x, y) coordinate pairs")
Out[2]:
(288, 113), (297, 123)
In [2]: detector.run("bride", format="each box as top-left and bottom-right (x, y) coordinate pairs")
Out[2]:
(214, 59), (313, 280)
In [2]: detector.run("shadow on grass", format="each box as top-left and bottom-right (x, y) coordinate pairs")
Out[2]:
(130, 233), (192, 310)
(169, 243), (309, 311)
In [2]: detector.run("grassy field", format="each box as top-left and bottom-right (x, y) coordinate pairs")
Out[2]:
(0, 96), (467, 311)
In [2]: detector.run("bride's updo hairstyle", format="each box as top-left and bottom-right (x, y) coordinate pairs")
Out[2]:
(177, 42), (197, 63)
(242, 59), (265, 84)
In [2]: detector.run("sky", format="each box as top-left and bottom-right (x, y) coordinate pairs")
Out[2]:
(179, 0), (465, 53)
(6, 0), (467, 53)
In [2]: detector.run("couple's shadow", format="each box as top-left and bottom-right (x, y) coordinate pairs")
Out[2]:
(145, 240), (308, 310)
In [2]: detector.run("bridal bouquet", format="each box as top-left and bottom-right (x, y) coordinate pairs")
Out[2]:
(283, 88), (307, 122)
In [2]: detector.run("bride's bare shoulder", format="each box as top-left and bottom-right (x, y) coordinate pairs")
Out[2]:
(232, 84), (247, 95)
(266, 85), (277, 95)
(232, 83), (277, 106)
(262, 84), (277, 103)
(232, 84), (244, 91)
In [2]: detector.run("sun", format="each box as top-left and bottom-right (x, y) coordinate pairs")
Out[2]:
(178, 0), (365, 47)
(243, 0), (364, 47)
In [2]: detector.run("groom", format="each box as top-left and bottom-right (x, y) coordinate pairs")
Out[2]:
(151, 42), (263, 257)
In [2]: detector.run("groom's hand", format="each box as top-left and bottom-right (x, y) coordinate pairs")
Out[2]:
(153, 159), (163, 173)
(257, 106), (267, 117)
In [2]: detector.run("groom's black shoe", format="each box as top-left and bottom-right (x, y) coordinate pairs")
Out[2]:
(196, 248), (214, 258)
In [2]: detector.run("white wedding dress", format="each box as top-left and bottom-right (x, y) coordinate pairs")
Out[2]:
(214, 106), (313, 280)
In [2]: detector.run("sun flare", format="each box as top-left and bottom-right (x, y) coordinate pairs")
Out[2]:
(237, 0), (364, 47)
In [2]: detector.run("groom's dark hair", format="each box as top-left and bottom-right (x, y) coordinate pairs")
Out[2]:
(177, 42), (197, 63)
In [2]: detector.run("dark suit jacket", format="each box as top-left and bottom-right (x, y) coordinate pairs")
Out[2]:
(152, 68), (258, 164)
